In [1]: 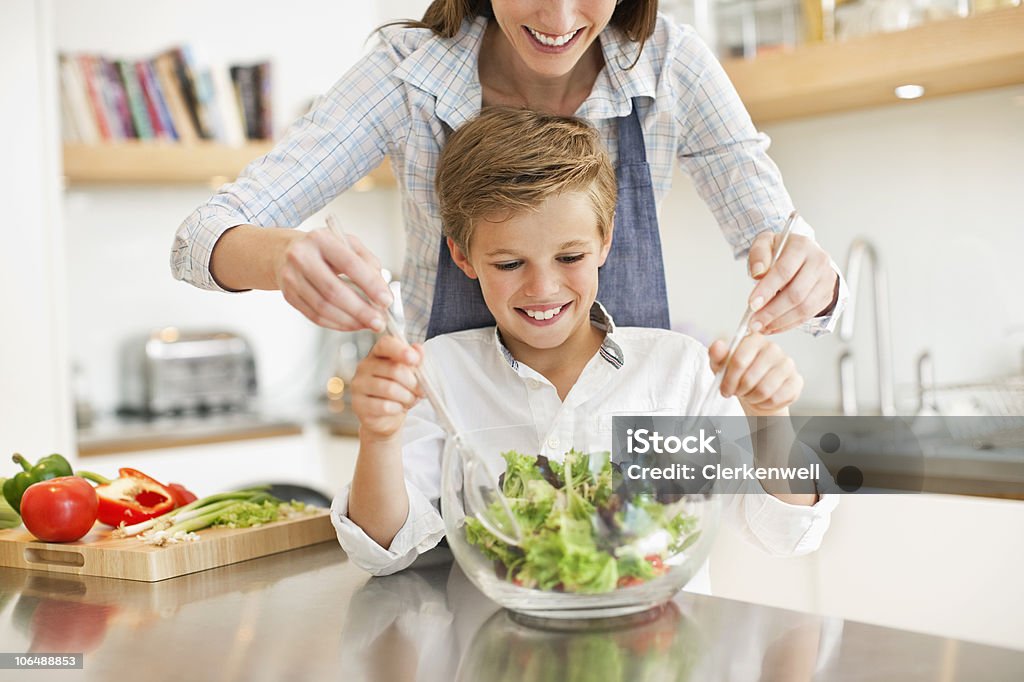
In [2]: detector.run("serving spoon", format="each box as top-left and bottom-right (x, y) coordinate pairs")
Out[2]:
(325, 216), (525, 546)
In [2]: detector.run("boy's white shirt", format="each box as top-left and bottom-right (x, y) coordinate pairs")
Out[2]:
(332, 303), (838, 592)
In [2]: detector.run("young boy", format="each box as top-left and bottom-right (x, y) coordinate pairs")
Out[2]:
(332, 108), (836, 589)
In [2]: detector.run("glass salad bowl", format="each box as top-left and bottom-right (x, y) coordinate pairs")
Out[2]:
(440, 424), (721, 621)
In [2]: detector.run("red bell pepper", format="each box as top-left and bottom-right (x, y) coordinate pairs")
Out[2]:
(167, 482), (198, 506)
(82, 468), (178, 527)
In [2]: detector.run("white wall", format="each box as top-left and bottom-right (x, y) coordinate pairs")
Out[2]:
(0, 0), (74, 455)
(661, 85), (1024, 411)
(54, 0), (405, 415)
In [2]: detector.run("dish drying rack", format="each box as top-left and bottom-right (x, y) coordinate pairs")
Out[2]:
(921, 375), (1024, 448)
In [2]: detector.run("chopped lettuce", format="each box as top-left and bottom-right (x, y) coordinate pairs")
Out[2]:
(464, 450), (701, 594)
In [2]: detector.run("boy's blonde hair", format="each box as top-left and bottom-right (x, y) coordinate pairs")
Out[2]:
(436, 107), (617, 253)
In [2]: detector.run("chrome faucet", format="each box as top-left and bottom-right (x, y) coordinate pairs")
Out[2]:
(838, 238), (895, 416)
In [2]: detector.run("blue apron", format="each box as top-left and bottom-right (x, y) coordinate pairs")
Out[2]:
(425, 99), (671, 339)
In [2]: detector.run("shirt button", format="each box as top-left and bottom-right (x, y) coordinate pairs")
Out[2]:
(547, 437), (560, 449)
(528, 379), (543, 389)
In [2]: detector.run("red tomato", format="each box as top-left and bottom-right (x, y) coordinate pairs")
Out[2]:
(21, 477), (98, 542)
(617, 576), (645, 588)
(645, 554), (666, 574)
(167, 482), (198, 507)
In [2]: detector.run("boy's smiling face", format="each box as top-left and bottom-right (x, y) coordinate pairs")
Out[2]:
(449, 190), (612, 361)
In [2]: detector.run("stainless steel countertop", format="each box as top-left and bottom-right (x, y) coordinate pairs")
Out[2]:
(0, 543), (1021, 682)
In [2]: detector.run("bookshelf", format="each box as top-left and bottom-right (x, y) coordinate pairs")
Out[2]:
(62, 142), (397, 189)
(722, 6), (1024, 124)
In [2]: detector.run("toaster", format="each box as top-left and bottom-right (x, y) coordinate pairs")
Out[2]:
(120, 329), (257, 415)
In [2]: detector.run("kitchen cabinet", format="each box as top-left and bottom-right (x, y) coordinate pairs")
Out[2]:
(722, 6), (1024, 123)
(710, 491), (1024, 650)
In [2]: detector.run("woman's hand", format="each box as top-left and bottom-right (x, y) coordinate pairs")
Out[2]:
(350, 336), (425, 441)
(708, 333), (803, 417)
(274, 226), (394, 332)
(746, 232), (839, 335)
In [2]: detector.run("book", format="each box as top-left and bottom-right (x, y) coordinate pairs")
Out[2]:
(137, 60), (177, 141)
(116, 60), (153, 140)
(59, 55), (99, 144)
(58, 45), (274, 148)
(231, 65), (260, 140)
(209, 64), (246, 146)
(153, 51), (199, 143)
(76, 54), (113, 141)
(257, 61), (272, 140)
(58, 77), (80, 143)
(175, 45), (220, 140)
(97, 57), (130, 140)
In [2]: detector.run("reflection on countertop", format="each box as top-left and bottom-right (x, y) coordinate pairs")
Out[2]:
(1, 543), (1022, 681)
(76, 410), (304, 456)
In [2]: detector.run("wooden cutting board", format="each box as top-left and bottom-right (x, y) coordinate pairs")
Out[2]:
(0, 510), (336, 582)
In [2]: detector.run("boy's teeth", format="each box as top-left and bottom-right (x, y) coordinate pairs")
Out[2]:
(524, 305), (564, 320)
(528, 27), (579, 47)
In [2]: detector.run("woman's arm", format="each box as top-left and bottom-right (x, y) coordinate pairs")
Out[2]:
(670, 27), (845, 335)
(210, 224), (391, 331)
(171, 43), (408, 330)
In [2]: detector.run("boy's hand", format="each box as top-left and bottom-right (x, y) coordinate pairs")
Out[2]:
(708, 333), (803, 417)
(350, 336), (425, 440)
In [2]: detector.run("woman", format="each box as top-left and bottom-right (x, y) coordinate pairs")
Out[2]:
(171, 0), (845, 342)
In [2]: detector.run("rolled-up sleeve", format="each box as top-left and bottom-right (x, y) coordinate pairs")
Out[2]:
(331, 479), (446, 576)
(672, 33), (847, 337)
(331, 375), (448, 576)
(170, 42), (409, 291)
(739, 491), (839, 557)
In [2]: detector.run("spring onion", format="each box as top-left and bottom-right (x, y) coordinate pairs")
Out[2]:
(110, 486), (317, 546)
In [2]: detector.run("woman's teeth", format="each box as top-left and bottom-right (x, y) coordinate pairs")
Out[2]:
(524, 305), (564, 320)
(527, 27), (581, 47)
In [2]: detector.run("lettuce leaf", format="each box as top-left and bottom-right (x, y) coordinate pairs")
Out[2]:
(464, 450), (699, 594)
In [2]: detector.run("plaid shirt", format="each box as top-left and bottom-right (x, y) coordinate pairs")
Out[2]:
(172, 13), (845, 342)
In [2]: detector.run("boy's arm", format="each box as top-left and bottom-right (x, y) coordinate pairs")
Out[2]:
(345, 336), (426, 550)
(707, 334), (817, 507)
(348, 434), (410, 550)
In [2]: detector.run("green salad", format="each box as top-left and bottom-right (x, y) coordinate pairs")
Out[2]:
(464, 450), (701, 594)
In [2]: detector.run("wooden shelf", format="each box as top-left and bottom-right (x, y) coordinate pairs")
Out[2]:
(722, 7), (1024, 124)
(62, 141), (397, 189)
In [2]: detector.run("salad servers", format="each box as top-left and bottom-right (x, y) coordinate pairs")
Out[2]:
(325, 216), (525, 546)
(691, 210), (799, 419)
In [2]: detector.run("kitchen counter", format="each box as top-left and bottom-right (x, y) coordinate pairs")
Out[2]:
(76, 411), (303, 456)
(0, 544), (1021, 681)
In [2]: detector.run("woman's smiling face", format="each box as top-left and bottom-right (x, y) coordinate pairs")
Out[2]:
(489, 0), (617, 79)
(450, 191), (612, 357)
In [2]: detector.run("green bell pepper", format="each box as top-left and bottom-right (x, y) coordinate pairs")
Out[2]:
(0, 478), (21, 529)
(3, 453), (74, 513)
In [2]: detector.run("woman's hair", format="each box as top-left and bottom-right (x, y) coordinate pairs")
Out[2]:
(399, 1), (657, 56)
(436, 107), (617, 253)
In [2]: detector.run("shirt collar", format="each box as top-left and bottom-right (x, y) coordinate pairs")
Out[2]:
(491, 301), (624, 373)
(391, 16), (487, 132)
(586, 23), (659, 119)
(390, 15), (660, 126)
